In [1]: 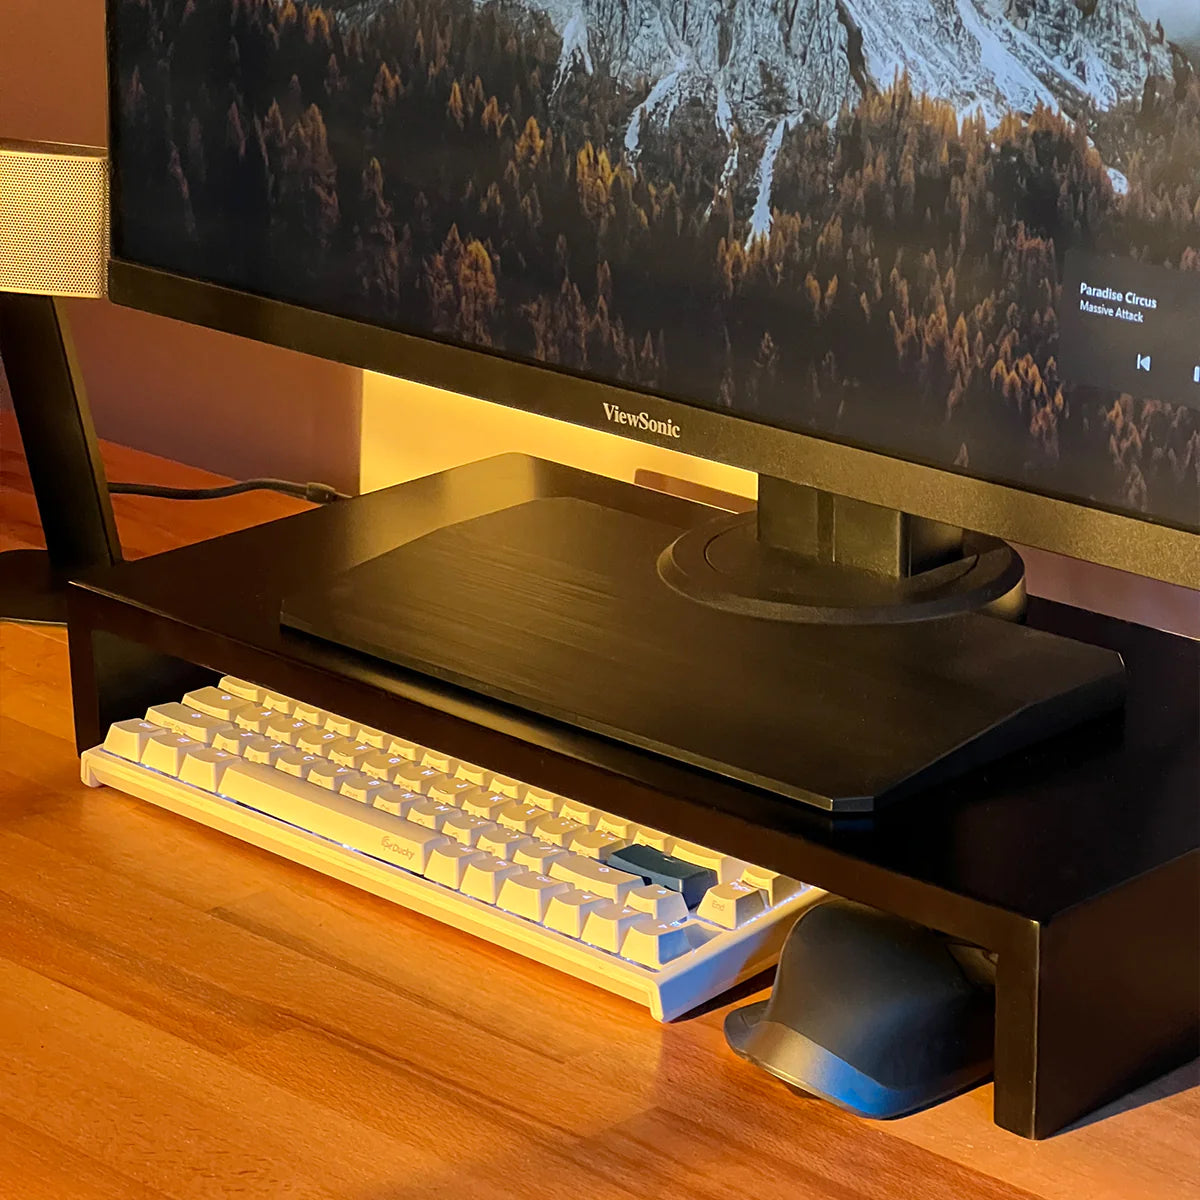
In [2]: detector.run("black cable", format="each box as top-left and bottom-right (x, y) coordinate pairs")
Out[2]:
(108, 478), (350, 504)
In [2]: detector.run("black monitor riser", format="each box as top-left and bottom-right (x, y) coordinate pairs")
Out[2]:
(66, 459), (1199, 1138)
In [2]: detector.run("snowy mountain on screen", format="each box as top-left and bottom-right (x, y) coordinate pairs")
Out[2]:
(338, 0), (1172, 129)
(332, 0), (1175, 232)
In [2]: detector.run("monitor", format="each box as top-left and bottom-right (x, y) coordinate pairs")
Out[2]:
(105, 0), (1199, 588)
(101, 0), (1199, 808)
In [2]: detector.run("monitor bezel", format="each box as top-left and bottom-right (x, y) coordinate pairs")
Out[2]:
(106, 255), (1198, 587)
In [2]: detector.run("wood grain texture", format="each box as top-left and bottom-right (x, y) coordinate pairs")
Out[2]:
(1, 420), (1197, 1199)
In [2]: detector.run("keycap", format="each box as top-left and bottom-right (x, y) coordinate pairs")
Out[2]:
(218, 759), (449, 872)
(263, 692), (295, 714)
(543, 889), (608, 938)
(596, 814), (640, 840)
(476, 827), (535, 861)
(514, 841), (570, 873)
(569, 829), (630, 861)
(274, 748), (322, 778)
(425, 843), (487, 889)
(355, 726), (388, 749)
(739, 866), (806, 906)
(580, 902), (642, 952)
(338, 773), (390, 805)
(454, 763), (491, 786)
(606, 844), (717, 909)
(324, 713), (358, 736)
(532, 815), (583, 847)
(234, 706), (277, 734)
(327, 739), (376, 769)
(183, 687), (252, 722)
(440, 811), (496, 847)
(459, 855), (524, 903)
(306, 761), (359, 791)
(218, 676), (264, 704)
(213, 728), (274, 758)
(386, 737), (422, 760)
(296, 726), (342, 756)
(392, 762), (444, 793)
(141, 731), (204, 776)
(243, 739), (288, 766)
(266, 716), (316, 746)
(179, 747), (238, 791)
(460, 789), (510, 821)
(421, 750), (458, 774)
(636, 828), (675, 853)
(672, 840), (747, 884)
(626, 884), (689, 922)
(407, 799), (457, 831)
(371, 822), (449, 874)
(557, 799), (599, 826)
(290, 702), (330, 726)
(427, 776), (477, 807)
(488, 775), (524, 799)
(548, 854), (641, 902)
(371, 787), (423, 817)
(696, 881), (768, 929)
(103, 718), (161, 762)
(145, 703), (233, 746)
(523, 786), (562, 810)
(360, 751), (409, 781)
(497, 802), (545, 834)
(496, 872), (570, 921)
(620, 917), (701, 968)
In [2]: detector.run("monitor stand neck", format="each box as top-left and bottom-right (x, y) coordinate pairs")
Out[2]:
(657, 475), (1026, 625)
(0, 293), (122, 624)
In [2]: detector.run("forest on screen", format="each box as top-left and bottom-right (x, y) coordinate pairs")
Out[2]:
(114, 0), (1200, 525)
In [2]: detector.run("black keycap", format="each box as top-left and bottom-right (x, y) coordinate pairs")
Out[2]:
(607, 844), (717, 909)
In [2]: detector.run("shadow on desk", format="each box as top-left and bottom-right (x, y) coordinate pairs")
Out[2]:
(1063, 1058), (1200, 1133)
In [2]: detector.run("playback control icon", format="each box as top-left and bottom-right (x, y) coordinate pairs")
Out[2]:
(1136, 354), (1152, 372)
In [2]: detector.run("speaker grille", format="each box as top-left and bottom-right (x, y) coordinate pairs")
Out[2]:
(0, 141), (109, 298)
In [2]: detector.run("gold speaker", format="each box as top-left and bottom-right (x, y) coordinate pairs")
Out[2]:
(0, 138), (120, 625)
(0, 139), (108, 299)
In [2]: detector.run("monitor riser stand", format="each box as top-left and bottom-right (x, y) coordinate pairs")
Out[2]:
(280, 458), (1126, 815)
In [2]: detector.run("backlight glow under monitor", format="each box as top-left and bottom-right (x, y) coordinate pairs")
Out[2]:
(110, 0), (1200, 532)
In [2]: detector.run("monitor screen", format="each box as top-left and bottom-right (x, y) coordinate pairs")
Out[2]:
(110, 0), (1200, 531)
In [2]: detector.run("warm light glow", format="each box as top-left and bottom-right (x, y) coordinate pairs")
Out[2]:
(360, 371), (757, 499)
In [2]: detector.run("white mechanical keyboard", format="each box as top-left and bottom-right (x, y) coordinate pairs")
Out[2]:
(81, 677), (819, 1019)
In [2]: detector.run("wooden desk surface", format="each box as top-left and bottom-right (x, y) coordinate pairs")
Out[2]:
(1, 415), (1197, 1200)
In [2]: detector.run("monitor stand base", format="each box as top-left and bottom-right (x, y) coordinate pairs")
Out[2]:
(659, 476), (1026, 625)
(0, 549), (68, 625)
(280, 456), (1126, 814)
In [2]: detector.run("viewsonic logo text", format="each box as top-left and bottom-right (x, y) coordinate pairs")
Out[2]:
(602, 403), (681, 439)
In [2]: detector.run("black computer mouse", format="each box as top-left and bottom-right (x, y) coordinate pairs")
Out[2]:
(724, 897), (995, 1119)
